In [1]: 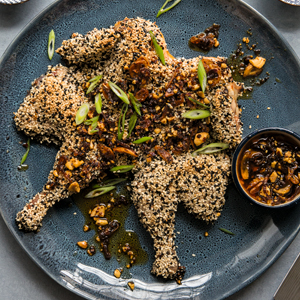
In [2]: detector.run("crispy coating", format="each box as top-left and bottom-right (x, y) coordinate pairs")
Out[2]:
(131, 153), (230, 278)
(14, 17), (243, 279)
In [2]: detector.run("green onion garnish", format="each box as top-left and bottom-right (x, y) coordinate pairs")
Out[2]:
(85, 186), (116, 198)
(128, 112), (138, 137)
(157, 0), (181, 18)
(20, 138), (30, 165)
(129, 92), (142, 116)
(86, 75), (102, 94)
(95, 93), (102, 114)
(108, 82), (130, 104)
(192, 143), (229, 156)
(84, 115), (99, 134)
(117, 104), (128, 140)
(219, 228), (235, 235)
(75, 103), (89, 125)
(182, 109), (211, 119)
(110, 165), (135, 173)
(198, 59), (207, 93)
(48, 29), (55, 60)
(92, 178), (127, 189)
(149, 31), (165, 66)
(133, 137), (152, 144)
(84, 115), (99, 126)
(188, 97), (210, 109)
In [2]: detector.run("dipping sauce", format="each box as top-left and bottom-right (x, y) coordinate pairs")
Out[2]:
(238, 135), (300, 206)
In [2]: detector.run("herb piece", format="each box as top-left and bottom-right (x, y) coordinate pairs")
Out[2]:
(128, 112), (138, 137)
(48, 29), (55, 60)
(108, 82), (130, 104)
(85, 186), (116, 198)
(182, 109), (211, 119)
(156, 0), (181, 18)
(95, 93), (102, 114)
(117, 104), (128, 140)
(20, 138), (30, 165)
(92, 178), (127, 189)
(86, 75), (102, 94)
(192, 142), (229, 156)
(188, 97), (210, 109)
(149, 31), (165, 66)
(84, 115), (99, 126)
(133, 137), (152, 144)
(198, 59), (207, 93)
(219, 228), (235, 235)
(129, 92), (142, 116)
(75, 103), (89, 125)
(84, 115), (99, 134)
(110, 165), (135, 173)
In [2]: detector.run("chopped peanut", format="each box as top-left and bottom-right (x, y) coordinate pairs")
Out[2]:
(194, 132), (209, 147)
(128, 281), (135, 291)
(249, 56), (266, 69)
(96, 218), (108, 226)
(114, 269), (122, 278)
(68, 181), (80, 193)
(77, 241), (88, 249)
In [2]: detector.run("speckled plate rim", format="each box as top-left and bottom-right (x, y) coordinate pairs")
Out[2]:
(1, 1), (300, 300)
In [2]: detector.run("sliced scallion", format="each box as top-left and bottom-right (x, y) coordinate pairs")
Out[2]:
(128, 112), (138, 137)
(117, 104), (128, 140)
(95, 93), (102, 114)
(48, 29), (55, 60)
(89, 75), (102, 83)
(85, 186), (116, 198)
(86, 75), (102, 94)
(157, 0), (181, 18)
(20, 138), (30, 165)
(192, 143), (229, 156)
(84, 115), (99, 126)
(75, 103), (89, 125)
(108, 82), (130, 104)
(149, 31), (165, 66)
(219, 228), (235, 235)
(133, 137), (152, 144)
(129, 92), (142, 116)
(182, 109), (211, 119)
(110, 165), (135, 173)
(188, 97), (210, 109)
(198, 59), (207, 93)
(92, 178), (127, 189)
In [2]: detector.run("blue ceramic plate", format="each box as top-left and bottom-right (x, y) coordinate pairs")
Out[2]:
(0, 0), (300, 299)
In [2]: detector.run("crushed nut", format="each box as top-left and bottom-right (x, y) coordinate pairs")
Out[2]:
(127, 281), (135, 291)
(68, 181), (80, 193)
(114, 269), (122, 278)
(96, 218), (108, 226)
(194, 132), (210, 147)
(77, 241), (88, 249)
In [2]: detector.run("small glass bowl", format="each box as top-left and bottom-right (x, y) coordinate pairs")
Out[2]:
(232, 127), (300, 208)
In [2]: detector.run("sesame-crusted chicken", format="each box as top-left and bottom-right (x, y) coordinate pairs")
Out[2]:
(14, 17), (244, 281)
(131, 152), (230, 279)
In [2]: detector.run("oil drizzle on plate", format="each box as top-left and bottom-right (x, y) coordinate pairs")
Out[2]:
(73, 181), (148, 277)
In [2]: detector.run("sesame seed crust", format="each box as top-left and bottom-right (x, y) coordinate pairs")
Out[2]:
(131, 152), (230, 278)
(14, 17), (244, 280)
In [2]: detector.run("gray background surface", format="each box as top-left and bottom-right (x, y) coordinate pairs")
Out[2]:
(0, 0), (300, 299)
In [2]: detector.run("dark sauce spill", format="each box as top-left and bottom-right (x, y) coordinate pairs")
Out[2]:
(227, 42), (269, 99)
(73, 181), (148, 276)
(189, 24), (220, 53)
